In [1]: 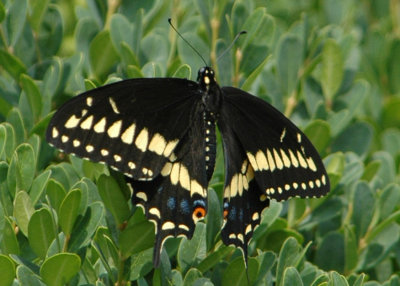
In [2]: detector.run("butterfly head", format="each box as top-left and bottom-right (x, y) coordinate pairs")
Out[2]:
(197, 67), (216, 89)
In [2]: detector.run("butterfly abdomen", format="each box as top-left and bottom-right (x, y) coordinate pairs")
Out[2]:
(203, 110), (217, 181)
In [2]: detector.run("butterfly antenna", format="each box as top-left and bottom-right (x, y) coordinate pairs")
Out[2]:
(216, 30), (247, 62)
(168, 18), (208, 67)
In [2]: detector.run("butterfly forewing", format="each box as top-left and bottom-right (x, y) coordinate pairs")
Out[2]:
(219, 86), (330, 202)
(46, 78), (202, 180)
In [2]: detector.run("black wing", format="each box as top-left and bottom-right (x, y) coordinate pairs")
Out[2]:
(218, 117), (267, 266)
(126, 103), (209, 266)
(46, 78), (202, 180)
(218, 87), (330, 256)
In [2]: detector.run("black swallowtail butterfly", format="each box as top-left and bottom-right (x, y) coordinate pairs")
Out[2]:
(46, 66), (330, 267)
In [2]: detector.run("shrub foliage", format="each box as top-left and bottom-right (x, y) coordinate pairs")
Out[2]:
(0, 0), (399, 285)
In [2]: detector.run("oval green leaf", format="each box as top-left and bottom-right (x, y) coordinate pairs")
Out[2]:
(97, 175), (130, 226)
(321, 39), (344, 99)
(59, 189), (82, 237)
(28, 208), (57, 259)
(40, 253), (81, 286)
(13, 190), (34, 236)
(0, 254), (15, 286)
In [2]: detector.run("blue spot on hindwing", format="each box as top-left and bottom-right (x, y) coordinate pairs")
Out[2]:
(194, 199), (206, 207)
(167, 197), (176, 210)
(180, 199), (190, 215)
(229, 207), (236, 220)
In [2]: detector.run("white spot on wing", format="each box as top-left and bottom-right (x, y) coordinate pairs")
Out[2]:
(255, 150), (269, 170)
(136, 191), (148, 202)
(266, 149), (275, 171)
(65, 114), (80, 128)
(135, 128), (149, 152)
(148, 133), (167, 155)
(73, 139), (80, 147)
(52, 127), (59, 138)
(107, 120), (122, 138)
(162, 221), (175, 230)
(86, 97), (93, 106)
(163, 139), (179, 157)
(149, 207), (161, 218)
(280, 128), (286, 142)
(80, 115), (94, 130)
(61, 135), (69, 143)
(280, 149), (291, 168)
(94, 117), (107, 133)
(121, 123), (136, 144)
(109, 97), (120, 114)
(86, 145), (94, 152)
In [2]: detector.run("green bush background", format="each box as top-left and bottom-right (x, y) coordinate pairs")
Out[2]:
(0, 0), (400, 285)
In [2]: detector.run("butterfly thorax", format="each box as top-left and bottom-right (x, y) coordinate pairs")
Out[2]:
(197, 67), (220, 181)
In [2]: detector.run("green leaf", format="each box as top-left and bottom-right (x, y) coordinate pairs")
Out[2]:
(276, 237), (307, 286)
(13, 190), (34, 236)
(382, 97), (400, 129)
(29, 170), (52, 205)
(178, 223), (207, 272)
(40, 253), (81, 286)
(29, 0), (50, 32)
(68, 202), (104, 252)
(328, 272), (349, 286)
(89, 30), (119, 81)
(388, 39), (400, 94)
(46, 179), (66, 212)
(7, 143), (36, 196)
(173, 64), (192, 79)
(110, 13), (134, 54)
(97, 175), (130, 225)
(0, 2), (5, 23)
(0, 49), (27, 81)
(378, 184), (400, 221)
(119, 220), (155, 259)
(196, 245), (231, 273)
(303, 120), (331, 153)
(16, 265), (46, 286)
(20, 74), (43, 122)
(1, 217), (20, 255)
(59, 189), (82, 237)
(183, 268), (203, 285)
(28, 208), (57, 259)
(206, 188), (222, 251)
(332, 122), (373, 156)
(344, 225), (358, 273)
(283, 267), (303, 286)
(119, 42), (140, 67)
(222, 257), (258, 286)
(38, 6), (63, 58)
(6, 108), (25, 145)
(0, 254), (15, 286)
(129, 248), (153, 281)
(6, 0), (28, 46)
(0, 124), (6, 159)
(315, 232), (345, 272)
(321, 39), (343, 99)
(276, 34), (303, 96)
(351, 181), (375, 239)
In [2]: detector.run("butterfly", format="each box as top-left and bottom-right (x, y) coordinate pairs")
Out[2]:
(46, 65), (330, 267)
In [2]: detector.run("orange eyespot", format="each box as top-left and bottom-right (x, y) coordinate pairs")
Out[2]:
(192, 206), (206, 222)
(223, 209), (229, 219)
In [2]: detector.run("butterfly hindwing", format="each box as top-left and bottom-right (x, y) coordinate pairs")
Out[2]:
(218, 118), (269, 264)
(46, 78), (202, 180)
(126, 103), (209, 266)
(219, 86), (330, 202)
